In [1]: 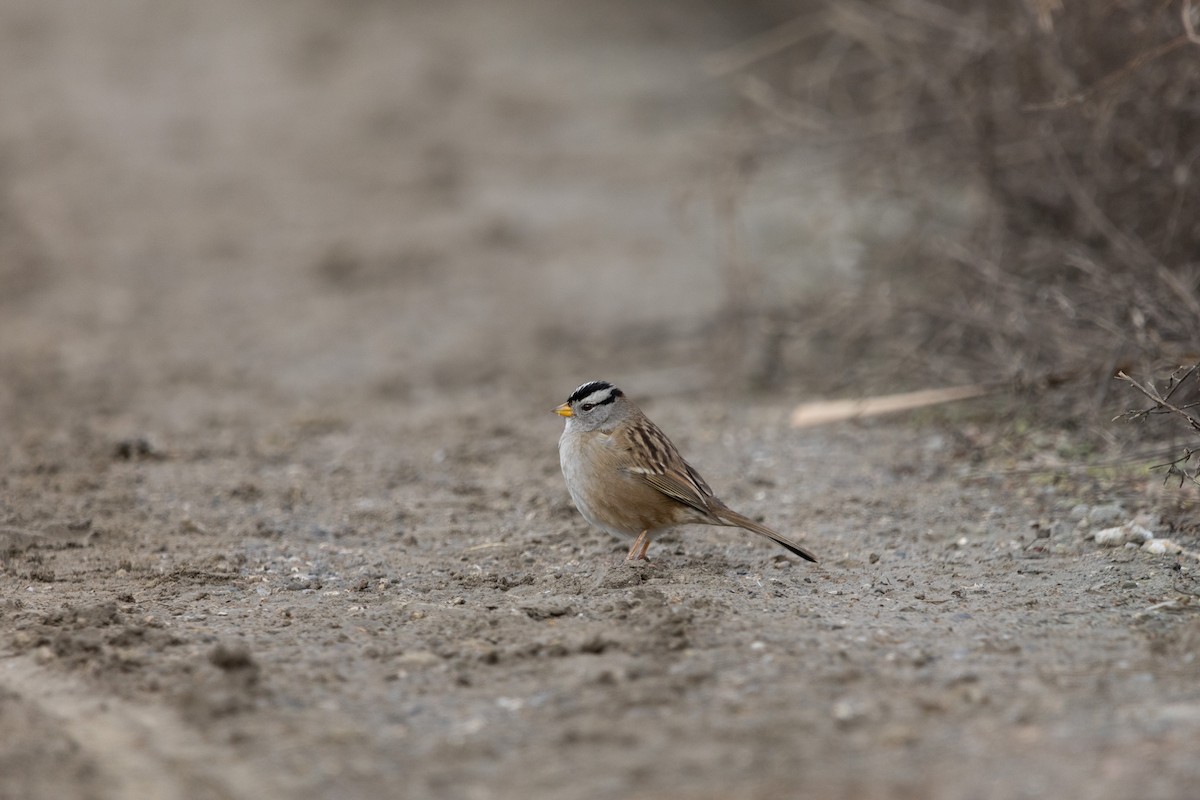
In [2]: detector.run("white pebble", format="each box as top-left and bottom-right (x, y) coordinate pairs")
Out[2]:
(1093, 522), (1155, 546)
(395, 651), (440, 666)
(831, 699), (859, 722)
(1093, 527), (1130, 546)
(1143, 538), (1182, 555)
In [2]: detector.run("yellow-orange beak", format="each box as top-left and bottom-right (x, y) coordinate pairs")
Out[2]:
(554, 403), (573, 417)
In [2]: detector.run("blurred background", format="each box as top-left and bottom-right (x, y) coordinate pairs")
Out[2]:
(0, 0), (1196, 438)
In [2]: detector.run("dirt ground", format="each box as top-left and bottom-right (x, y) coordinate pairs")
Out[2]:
(3, 2), (1200, 799)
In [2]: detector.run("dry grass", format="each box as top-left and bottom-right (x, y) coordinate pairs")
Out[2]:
(716, 0), (1200, 418)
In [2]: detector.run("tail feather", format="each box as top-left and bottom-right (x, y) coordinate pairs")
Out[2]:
(714, 507), (818, 563)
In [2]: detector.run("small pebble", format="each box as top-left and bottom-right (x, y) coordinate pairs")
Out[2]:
(1143, 539), (1183, 555)
(831, 697), (870, 724)
(496, 696), (524, 712)
(395, 650), (440, 667)
(1093, 522), (1154, 547)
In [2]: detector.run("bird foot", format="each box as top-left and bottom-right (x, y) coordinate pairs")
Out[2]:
(624, 531), (653, 565)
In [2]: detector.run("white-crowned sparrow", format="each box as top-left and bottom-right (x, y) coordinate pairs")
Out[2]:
(555, 380), (818, 563)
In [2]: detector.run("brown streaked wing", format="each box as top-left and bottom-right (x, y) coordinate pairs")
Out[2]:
(616, 417), (718, 518)
(637, 469), (716, 517)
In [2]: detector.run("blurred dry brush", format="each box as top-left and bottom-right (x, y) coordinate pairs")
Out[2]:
(1116, 364), (1200, 485)
(716, 0), (1200, 422)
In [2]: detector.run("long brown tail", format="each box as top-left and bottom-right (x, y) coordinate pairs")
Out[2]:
(714, 507), (818, 563)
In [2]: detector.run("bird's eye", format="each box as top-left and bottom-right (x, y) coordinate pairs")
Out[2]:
(581, 403), (595, 411)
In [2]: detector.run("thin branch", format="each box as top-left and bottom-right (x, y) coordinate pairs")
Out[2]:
(1116, 370), (1200, 436)
(1025, 35), (1191, 110)
(1163, 363), (1200, 402)
(1185, 0), (1200, 45)
(703, 13), (826, 77)
(1149, 448), (1199, 487)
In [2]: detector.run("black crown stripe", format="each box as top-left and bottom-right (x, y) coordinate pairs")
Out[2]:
(567, 380), (623, 405)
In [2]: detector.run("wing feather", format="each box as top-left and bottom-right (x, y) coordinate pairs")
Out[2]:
(608, 409), (820, 561)
(615, 417), (719, 518)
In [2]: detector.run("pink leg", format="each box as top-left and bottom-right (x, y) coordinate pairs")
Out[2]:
(636, 537), (651, 561)
(625, 531), (652, 563)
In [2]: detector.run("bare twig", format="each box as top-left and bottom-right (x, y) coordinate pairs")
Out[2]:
(1116, 368), (1200, 485)
(703, 13), (826, 77)
(734, 75), (830, 133)
(1163, 363), (1200, 402)
(1024, 35), (1191, 110)
(1149, 448), (1199, 487)
(1116, 370), (1200, 435)
(790, 384), (992, 428)
(1184, 0), (1200, 45)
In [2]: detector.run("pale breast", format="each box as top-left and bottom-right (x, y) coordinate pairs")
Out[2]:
(559, 429), (624, 535)
(559, 428), (696, 537)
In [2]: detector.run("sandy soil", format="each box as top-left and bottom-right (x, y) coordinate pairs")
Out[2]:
(3, 2), (1200, 798)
